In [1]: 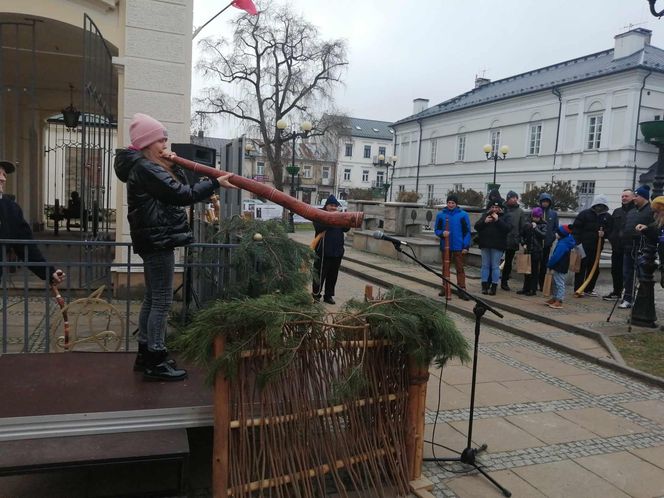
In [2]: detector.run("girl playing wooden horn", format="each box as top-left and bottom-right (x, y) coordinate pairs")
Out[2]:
(114, 113), (236, 382)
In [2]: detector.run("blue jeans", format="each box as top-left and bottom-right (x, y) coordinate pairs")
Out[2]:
(552, 271), (567, 301)
(481, 248), (503, 284)
(138, 250), (175, 352)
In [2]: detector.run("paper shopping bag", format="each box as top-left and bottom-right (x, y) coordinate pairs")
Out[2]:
(543, 271), (553, 297)
(515, 251), (532, 274)
(569, 248), (582, 273)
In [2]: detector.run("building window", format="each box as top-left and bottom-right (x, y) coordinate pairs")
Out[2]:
(343, 168), (351, 181)
(430, 139), (438, 164)
(376, 171), (385, 186)
(364, 145), (371, 159)
(322, 166), (330, 180)
(587, 114), (603, 149)
(345, 143), (353, 157)
(378, 146), (386, 157)
(529, 124), (542, 155)
(453, 183), (463, 191)
(427, 184), (434, 203)
(256, 161), (265, 176)
(490, 130), (501, 154)
(398, 185), (405, 193)
(303, 165), (312, 178)
(577, 180), (595, 195)
(362, 170), (369, 182)
(524, 181), (536, 192)
(456, 135), (466, 161)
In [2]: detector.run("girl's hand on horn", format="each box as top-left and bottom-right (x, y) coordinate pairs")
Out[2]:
(217, 172), (238, 189)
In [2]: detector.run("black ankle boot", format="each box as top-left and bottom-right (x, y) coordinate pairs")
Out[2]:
(481, 282), (489, 295)
(143, 350), (187, 382)
(489, 284), (497, 295)
(134, 343), (177, 372)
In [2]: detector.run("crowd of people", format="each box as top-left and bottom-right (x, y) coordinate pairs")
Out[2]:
(435, 186), (664, 310)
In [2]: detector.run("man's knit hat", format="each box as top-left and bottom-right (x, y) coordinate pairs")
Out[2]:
(635, 185), (651, 200)
(446, 193), (459, 204)
(324, 194), (340, 207)
(129, 113), (168, 150)
(506, 190), (519, 200)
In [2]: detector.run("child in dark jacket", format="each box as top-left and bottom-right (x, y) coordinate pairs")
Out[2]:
(518, 207), (547, 295)
(546, 224), (577, 309)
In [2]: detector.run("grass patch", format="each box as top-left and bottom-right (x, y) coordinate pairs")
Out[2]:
(612, 331), (664, 378)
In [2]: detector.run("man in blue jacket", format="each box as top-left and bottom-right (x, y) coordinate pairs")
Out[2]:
(434, 194), (471, 300)
(0, 160), (65, 286)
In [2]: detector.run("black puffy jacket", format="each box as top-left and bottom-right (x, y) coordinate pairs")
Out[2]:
(114, 149), (218, 254)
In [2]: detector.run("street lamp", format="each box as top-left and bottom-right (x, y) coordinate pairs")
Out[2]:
(483, 144), (509, 188)
(372, 154), (398, 201)
(276, 119), (313, 231)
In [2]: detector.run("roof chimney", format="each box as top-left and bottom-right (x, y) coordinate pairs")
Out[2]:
(614, 28), (651, 59)
(475, 75), (491, 88)
(413, 98), (429, 115)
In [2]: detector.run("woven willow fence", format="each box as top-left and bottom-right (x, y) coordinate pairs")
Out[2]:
(211, 319), (430, 497)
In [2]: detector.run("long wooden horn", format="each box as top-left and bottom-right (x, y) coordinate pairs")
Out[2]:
(169, 154), (364, 229)
(574, 231), (604, 296)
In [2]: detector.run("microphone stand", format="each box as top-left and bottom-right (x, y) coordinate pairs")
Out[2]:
(388, 240), (511, 497)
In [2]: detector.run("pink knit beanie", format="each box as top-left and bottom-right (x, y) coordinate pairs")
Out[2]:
(129, 113), (168, 149)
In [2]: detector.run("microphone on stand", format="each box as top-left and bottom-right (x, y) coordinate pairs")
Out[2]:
(372, 230), (409, 247)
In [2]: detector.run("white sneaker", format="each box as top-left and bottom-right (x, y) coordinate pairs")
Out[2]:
(618, 300), (632, 309)
(584, 291), (599, 297)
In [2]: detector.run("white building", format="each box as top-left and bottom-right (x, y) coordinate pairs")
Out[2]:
(391, 28), (664, 211)
(335, 117), (395, 200)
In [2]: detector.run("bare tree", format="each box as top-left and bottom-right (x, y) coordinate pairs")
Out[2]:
(195, 1), (348, 191)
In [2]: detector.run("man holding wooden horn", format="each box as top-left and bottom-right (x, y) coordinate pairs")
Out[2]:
(571, 194), (613, 297)
(434, 193), (471, 300)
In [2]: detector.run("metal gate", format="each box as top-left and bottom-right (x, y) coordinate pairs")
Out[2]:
(80, 13), (116, 239)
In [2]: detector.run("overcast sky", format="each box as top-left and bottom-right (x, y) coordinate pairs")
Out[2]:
(192, 0), (664, 137)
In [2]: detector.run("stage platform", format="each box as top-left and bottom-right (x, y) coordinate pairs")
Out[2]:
(0, 352), (214, 441)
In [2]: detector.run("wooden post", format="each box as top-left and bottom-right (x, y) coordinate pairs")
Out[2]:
(213, 335), (230, 498)
(405, 357), (429, 481)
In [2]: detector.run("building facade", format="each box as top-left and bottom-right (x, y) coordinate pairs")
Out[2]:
(391, 28), (664, 210)
(335, 117), (395, 200)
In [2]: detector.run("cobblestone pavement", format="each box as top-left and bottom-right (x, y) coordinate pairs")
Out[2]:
(301, 232), (664, 498)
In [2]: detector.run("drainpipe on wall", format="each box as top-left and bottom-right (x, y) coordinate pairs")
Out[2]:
(551, 87), (562, 176)
(415, 119), (423, 194)
(390, 130), (397, 201)
(633, 69), (653, 190)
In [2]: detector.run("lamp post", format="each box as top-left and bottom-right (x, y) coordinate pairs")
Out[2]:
(276, 119), (312, 232)
(483, 144), (509, 189)
(372, 154), (397, 201)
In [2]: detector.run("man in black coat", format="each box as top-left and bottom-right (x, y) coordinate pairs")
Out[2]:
(619, 185), (654, 308)
(0, 160), (65, 285)
(603, 189), (634, 301)
(501, 191), (526, 291)
(312, 195), (349, 305)
(571, 194), (612, 296)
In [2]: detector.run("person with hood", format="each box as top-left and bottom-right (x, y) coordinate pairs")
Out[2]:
(434, 193), (471, 300)
(312, 195), (349, 305)
(537, 192), (559, 290)
(619, 185), (653, 309)
(545, 224), (577, 309)
(500, 190), (526, 291)
(571, 194), (613, 297)
(518, 207), (547, 296)
(603, 189), (635, 301)
(0, 160), (66, 286)
(114, 113), (235, 381)
(474, 198), (510, 295)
